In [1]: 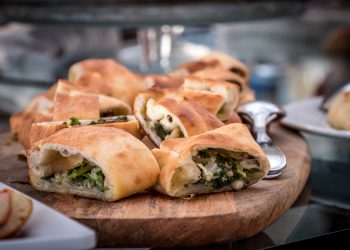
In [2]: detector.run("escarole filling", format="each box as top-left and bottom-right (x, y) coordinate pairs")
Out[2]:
(144, 98), (184, 140)
(39, 151), (107, 192)
(192, 148), (264, 190)
(62, 115), (129, 126)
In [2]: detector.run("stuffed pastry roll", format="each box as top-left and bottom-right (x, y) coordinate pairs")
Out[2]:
(27, 126), (159, 201)
(180, 76), (240, 121)
(152, 124), (270, 197)
(30, 115), (142, 146)
(134, 90), (224, 147)
(327, 88), (350, 130)
(201, 51), (250, 79)
(53, 80), (131, 121)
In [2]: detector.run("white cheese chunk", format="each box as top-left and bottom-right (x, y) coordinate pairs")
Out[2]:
(231, 180), (245, 191)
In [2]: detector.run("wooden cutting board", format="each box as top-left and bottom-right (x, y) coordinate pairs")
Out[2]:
(0, 123), (311, 247)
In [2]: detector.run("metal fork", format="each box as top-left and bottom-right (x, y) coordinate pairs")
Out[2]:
(237, 101), (287, 179)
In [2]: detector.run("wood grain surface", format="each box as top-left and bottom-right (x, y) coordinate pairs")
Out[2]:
(0, 123), (311, 247)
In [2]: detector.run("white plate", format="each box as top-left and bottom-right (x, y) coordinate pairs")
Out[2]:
(281, 97), (350, 139)
(0, 182), (96, 250)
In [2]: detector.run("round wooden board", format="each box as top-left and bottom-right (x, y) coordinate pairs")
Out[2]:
(0, 123), (311, 247)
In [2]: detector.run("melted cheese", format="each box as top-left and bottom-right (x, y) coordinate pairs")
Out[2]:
(145, 98), (182, 133)
(197, 157), (218, 182)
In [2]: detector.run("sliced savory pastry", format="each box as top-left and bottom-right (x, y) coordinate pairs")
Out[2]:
(170, 51), (255, 104)
(27, 126), (159, 201)
(0, 188), (33, 239)
(180, 76), (240, 121)
(53, 80), (131, 121)
(30, 115), (143, 146)
(152, 124), (270, 197)
(170, 51), (250, 80)
(201, 51), (250, 79)
(327, 88), (350, 130)
(53, 80), (100, 121)
(68, 59), (146, 106)
(134, 90), (224, 147)
(10, 111), (52, 149)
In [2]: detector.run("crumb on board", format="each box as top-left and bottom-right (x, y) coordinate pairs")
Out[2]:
(4, 139), (12, 145)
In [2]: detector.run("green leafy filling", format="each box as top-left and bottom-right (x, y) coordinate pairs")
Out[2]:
(42, 162), (107, 192)
(89, 115), (128, 125)
(63, 117), (81, 126)
(153, 123), (171, 140)
(193, 149), (263, 189)
(67, 162), (106, 192)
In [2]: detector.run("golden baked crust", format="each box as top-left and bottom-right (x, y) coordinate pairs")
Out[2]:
(152, 124), (270, 197)
(53, 80), (131, 121)
(27, 126), (160, 201)
(134, 89), (224, 146)
(180, 76), (240, 120)
(144, 74), (184, 89)
(158, 97), (224, 136)
(68, 59), (147, 106)
(53, 80), (100, 121)
(201, 51), (250, 79)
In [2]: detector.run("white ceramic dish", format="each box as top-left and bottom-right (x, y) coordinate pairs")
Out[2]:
(0, 182), (96, 250)
(281, 97), (350, 139)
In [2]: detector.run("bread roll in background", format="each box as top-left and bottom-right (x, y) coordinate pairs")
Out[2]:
(0, 189), (33, 239)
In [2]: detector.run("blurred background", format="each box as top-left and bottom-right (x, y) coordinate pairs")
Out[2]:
(1, 0), (349, 121)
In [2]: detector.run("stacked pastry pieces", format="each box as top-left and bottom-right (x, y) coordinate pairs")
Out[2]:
(10, 52), (269, 201)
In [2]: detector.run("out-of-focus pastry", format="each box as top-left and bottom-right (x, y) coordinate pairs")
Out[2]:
(68, 59), (147, 106)
(327, 87), (350, 130)
(144, 74), (184, 89)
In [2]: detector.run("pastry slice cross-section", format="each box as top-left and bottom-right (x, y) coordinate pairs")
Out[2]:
(152, 124), (270, 197)
(27, 126), (159, 201)
(134, 89), (224, 147)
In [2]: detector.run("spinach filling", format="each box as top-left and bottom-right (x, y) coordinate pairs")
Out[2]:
(153, 123), (169, 140)
(62, 117), (81, 126)
(42, 162), (107, 192)
(193, 149), (264, 189)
